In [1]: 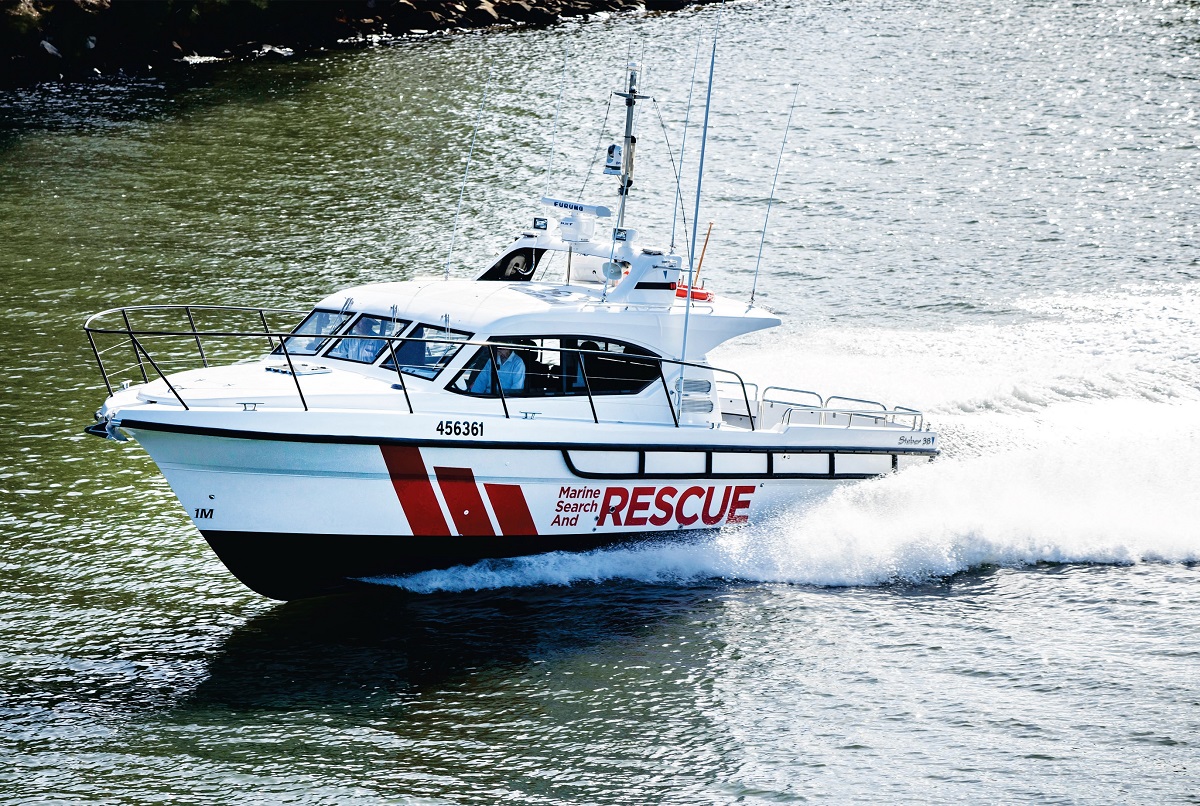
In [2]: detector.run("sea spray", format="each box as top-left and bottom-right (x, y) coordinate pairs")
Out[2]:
(717, 281), (1200, 418)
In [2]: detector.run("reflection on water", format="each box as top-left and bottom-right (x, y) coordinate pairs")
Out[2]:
(190, 584), (725, 709)
(9, 568), (1196, 803)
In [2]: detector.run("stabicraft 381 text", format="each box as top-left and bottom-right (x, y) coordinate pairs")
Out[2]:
(84, 62), (937, 599)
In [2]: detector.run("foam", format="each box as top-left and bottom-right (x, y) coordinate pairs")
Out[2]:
(715, 281), (1200, 416)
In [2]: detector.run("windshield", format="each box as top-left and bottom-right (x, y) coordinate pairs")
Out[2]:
(326, 315), (411, 364)
(278, 309), (351, 356)
(380, 324), (471, 380)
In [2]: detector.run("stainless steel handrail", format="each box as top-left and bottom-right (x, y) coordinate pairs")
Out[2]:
(761, 386), (824, 407)
(781, 406), (924, 431)
(825, 395), (886, 411)
(84, 304), (309, 327)
(84, 305), (757, 430)
(86, 304), (307, 401)
(891, 406), (925, 432)
(85, 305), (928, 434)
(715, 379), (759, 419)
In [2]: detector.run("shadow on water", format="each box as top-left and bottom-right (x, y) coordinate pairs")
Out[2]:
(186, 581), (727, 711)
(0, 55), (338, 146)
(184, 566), (1024, 713)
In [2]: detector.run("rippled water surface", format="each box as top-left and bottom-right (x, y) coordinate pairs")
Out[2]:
(2, 0), (1198, 802)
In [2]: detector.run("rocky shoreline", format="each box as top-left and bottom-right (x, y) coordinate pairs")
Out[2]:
(1, 0), (711, 87)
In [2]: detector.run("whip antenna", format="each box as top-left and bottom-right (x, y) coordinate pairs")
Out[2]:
(671, 30), (704, 255)
(445, 57), (496, 281)
(678, 5), (722, 410)
(542, 45), (570, 200)
(750, 81), (802, 305)
(652, 98), (690, 261)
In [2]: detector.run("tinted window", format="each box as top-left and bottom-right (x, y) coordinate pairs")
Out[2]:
(381, 324), (471, 379)
(326, 315), (411, 364)
(576, 338), (659, 395)
(447, 336), (659, 398)
(449, 341), (530, 396)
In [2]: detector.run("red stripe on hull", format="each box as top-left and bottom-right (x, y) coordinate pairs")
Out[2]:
(434, 466), (496, 537)
(485, 483), (539, 536)
(379, 445), (451, 536)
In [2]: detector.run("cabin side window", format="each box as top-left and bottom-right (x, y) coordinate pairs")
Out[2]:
(278, 309), (352, 356)
(446, 336), (660, 398)
(380, 324), (471, 379)
(325, 315), (411, 365)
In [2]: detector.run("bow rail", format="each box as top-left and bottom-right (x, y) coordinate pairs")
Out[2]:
(85, 305), (927, 432)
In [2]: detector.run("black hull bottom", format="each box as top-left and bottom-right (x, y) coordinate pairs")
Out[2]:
(201, 530), (662, 600)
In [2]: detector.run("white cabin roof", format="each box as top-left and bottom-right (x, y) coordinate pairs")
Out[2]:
(315, 278), (780, 358)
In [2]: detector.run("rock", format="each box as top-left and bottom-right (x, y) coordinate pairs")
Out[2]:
(472, 2), (501, 23)
(1, 0), (707, 88)
(498, 0), (558, 25)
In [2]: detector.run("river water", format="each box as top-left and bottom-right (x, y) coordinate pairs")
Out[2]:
(1, 0), (1198, 802)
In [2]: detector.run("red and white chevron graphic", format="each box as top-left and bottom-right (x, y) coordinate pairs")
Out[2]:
(379, 446), (538, 538)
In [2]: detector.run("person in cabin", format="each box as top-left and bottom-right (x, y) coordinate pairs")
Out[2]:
(331, 316), (385, 363)
(470, 346), (526, 394)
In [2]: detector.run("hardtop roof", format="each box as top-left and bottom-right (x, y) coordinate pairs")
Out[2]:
(314, 278), (780, 356)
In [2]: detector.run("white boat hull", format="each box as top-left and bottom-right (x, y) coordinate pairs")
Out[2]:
(121, 412), (934, 599)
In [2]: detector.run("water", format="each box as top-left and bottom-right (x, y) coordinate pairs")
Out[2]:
(2, 0), (1198, 801)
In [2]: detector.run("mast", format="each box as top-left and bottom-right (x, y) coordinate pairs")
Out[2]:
(613, 61), (648, 232)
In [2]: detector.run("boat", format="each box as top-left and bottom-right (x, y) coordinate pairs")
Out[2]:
(83, 61), (938, 600)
